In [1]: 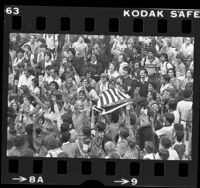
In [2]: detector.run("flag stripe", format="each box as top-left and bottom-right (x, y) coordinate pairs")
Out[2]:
(110, 88), (119, 102)
(106, 90), (115, 104)
(112, 88), (121, 101)
(102, 91), (110, 106)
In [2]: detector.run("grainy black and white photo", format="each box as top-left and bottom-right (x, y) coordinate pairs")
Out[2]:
(7, 34), (193, 160)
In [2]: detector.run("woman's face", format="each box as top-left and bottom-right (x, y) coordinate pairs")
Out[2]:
(186, 70), (192, 78)
(118, 55), (123, 63)
(82, 79), (88, 87)
(12, 103), (18, 111)
(186, 37), (191, 45)
(161, 77), (166, 85)
(148, 84), (153, 91)
(147, 91), (153, 101)
(134, 62), (139, 69)
(45, 54), (50, 61)
(109, 64), (115, 72)
(66, 67), (71, 73)
(79, 92), (86, 101)
(132, 47), (137, 54)
(168, 70), (174, 78)
(23, 97), (30, 105)
(39, 118), (43, 125)
(50, 83), (56, 90)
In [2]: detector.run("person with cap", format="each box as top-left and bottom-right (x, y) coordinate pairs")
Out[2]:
(95, 72), (109, 96)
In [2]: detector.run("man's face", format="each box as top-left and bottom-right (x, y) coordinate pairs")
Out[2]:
(37, 41), (42, 47)
(17, 52), (23, 59)
(101, 76), (107, 83)
(123, 69), (128, 77)
(30, 36), (35, 43)
(62, 58), (67, 65)
(46, 69), (50, 75)
(91, 54), (96, 62)
(67, 51), (73, 59)
(140, 70), (145, 78)
(50, 83), (56, 90)
(148, 52), (154, 59)
(118, 55), (123, 63)
(79, 36), (84, 43)
(186, 37), (191, 45)
(82, 79), (88, 87)
(50, 69), (55, 77)
(163, 91), (171, 100)
(160, 56), (166, 62)
(109, 64), (115, 72)
(66, 77), (73, 85)
(119, 37), (124, 44)
(45, 54), (50, 61)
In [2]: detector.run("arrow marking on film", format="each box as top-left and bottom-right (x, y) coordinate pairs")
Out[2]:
(114, 178), (129, 185)
(12, 176), (27, 182)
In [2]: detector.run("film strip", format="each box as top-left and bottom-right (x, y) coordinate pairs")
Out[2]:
(2, 5), (200, 187)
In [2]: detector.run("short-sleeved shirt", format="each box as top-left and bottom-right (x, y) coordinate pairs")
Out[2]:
(155, 124), (174, 140)
(141, 56), (160, 76)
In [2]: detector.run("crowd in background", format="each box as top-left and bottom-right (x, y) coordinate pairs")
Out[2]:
(7, 34), (193, 160)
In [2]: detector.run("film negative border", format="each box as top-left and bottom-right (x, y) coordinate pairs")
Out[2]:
(2, 6), (200, 187)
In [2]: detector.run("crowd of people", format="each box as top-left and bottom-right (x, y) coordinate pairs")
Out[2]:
(7, 34), (193, 160)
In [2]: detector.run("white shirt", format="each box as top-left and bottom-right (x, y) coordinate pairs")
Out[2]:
(160, 61), (173, 75)
(180, 43), (194, 58)
(177, 100), (193, 122)
(42, 74), (53, 84)
(143, 153), (156, 160)
(156, 124), (174, 140)
(160, 83), (170, 94)
(45, 60), (52, 68)
(18, 74), (35, 89)
(53, 78), (62, 87)
(171, 110), (180, 124)
(119, 62), (128, 75)
(155, 148), (179, 160)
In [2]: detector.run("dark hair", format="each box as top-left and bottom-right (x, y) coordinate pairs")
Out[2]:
(67, 48), (76, 56)
(60, 123), (70, 133)
(176, 131), (184, 142)
(45, 51), (52, 59)
(25, 123), (34, 135)
(31, 77), (39, 87)
(45, 65), (52, 70)
(186, 69), (193, 78)
(110, 110), (119, 123)
(82, 126), (91, 137)
(161, 137), (171, 149)
(174, 123), (184, 132)
(167, 68), (176, 77)
(96, 121), (106, 132)
(183, 88), (192, 99)
(17, 62), (25, 69)
(13, 135), (27, 148)
(162, 74), (170, 83)
(37, 38), (46, 43)
(160, 53), (168, 61)
(167, 99), (177, 111)
(50, 81), (59, 90)
(27, 68), (35, 76)
(145, 141), (154, 153)
(148, 89), (157, 101)
(23, 44), (31, 51)
(16, 48), (24, 54)
(158, 148), (169, 160)
(35, 126), (42, 135)
(61, 131), (71, 143)
(164, 112), (175, 124)
(40, 43), (48, 48)
(148, 80), (158, 91)
(119, 127), (129, 139)
(140, 67), (148, 75)
(123, 66), (131, 75)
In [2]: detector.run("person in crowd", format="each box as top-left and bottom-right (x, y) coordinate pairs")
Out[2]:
(6, 34), (193, 160)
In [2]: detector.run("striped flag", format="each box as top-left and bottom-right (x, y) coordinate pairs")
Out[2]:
(93, 88), (132, 115)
